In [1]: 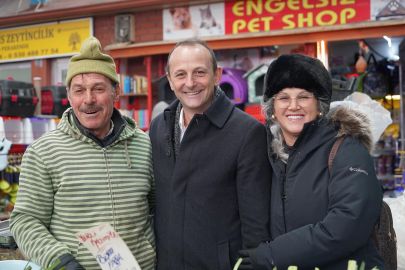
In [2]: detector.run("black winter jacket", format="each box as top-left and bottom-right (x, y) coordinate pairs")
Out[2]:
(149, 94), (271, 270)
(257, 105), (385, 270)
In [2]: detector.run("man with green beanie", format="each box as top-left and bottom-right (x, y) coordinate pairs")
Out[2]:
(10, 36), (156, 270)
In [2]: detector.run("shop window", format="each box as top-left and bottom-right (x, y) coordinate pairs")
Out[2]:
(0, 62), (31, 83)
(52, 57), (70, 86)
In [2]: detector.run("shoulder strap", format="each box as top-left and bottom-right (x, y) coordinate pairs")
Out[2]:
(328, 136), (346, 173)
(328, 135), (382, 250)
(367, 53), (377, 65)
(371, 224), (380, 250)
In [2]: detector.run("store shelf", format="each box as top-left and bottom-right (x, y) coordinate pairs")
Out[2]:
(371, 148), (396, 157)
(106, 20), (405, 59)
(114, 56), (153, 123)
(0, 215), (10, 222)
(377, 174), (396, 181)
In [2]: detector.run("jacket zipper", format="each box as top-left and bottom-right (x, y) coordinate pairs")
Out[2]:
(103, 148), (116, 230)
(282, 173), (287, 232)
(281, 136), (304, 232)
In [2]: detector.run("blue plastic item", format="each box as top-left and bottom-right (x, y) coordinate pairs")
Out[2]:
(0, 260), (41, 270)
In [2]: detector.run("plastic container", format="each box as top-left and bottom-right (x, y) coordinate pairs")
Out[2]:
(22, 118), (35, 145)
(219, 68), (248, 105)
(30, 118), (49, 140)
(156, 75), (176, 104)
(243, 63), (268, 103)
(0, 79), (38, 117)
(0, 116), (5, 141)
(1, 116), (24, 144)
(47, 118), (57, 132)
(41, 85), (70, 117)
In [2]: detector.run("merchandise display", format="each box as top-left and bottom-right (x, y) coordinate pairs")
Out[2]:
(244, 102), (264, 124)
(41, 85), (70, 118)
(219, 68), (248, 105)
(331, 76), (357, 101)
(0, 79), (38, 118)
(156, 74), (176, 104)
(119, 109), (149, 129)
(120, 74), (148, 94)
(0, 116), (59, 219)
(242, 63), (268, 103)
(329, 38), (405, 202)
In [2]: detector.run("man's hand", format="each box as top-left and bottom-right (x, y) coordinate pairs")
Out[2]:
(238, 247), (258, 270)
(54, 254), (85, 270)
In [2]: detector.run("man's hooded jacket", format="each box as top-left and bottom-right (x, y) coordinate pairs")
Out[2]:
(10, 108), (156, 269)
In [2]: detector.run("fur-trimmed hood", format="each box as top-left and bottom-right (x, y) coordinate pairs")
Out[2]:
(328, 104), (373, 152)
(268, 104), (374, 163)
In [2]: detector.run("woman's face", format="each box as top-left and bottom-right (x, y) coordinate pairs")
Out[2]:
(273, 88), (319, 146)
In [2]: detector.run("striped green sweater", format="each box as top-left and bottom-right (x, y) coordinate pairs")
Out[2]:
(10, 108), (156, 269)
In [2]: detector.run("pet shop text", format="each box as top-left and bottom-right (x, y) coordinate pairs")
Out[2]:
(226, 0), (369, 34)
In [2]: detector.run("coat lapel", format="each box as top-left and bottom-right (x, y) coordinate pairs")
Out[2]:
(163, 101), (178, 162)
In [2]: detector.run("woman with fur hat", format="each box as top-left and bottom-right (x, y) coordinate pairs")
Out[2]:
(238, 54), (385, 270)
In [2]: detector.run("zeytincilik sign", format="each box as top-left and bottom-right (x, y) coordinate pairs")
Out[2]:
(0, 18), (93, 63)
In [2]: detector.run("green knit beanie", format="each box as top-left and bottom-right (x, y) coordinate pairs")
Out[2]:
(66, 36), (119, 87)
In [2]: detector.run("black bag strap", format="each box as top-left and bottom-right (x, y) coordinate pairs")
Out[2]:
(371, 225), (380, 250)
(328, 136), (346, 173)
(328, 135), (381, 250)
(367, 53), (377, 66)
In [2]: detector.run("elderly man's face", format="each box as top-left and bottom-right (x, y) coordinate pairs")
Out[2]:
(67, 73), (120, 139)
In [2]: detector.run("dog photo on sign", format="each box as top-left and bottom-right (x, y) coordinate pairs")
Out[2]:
(166, 7), (198, 38)
(163, 3), (224, 41)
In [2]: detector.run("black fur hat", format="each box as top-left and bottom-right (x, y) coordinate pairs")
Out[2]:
(263, 54), (332, 103)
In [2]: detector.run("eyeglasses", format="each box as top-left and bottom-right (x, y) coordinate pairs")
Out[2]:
(273, 93), (316, 108)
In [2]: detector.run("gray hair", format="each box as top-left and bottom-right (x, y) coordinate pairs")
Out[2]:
(166, 38), (217, 76)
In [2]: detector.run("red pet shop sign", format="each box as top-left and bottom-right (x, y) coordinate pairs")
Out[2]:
(225, 0), (371, 34)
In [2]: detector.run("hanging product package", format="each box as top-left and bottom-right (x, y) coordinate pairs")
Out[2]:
(357, 54), (391, 98)
(330, 92), (392, 144)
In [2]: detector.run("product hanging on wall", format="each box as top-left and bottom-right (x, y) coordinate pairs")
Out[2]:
(243, 63), (268, 103)
(156, 75), (176, 104)
(219, 68), (248, 105)
(41, 85), (70, 118)
(0, 79), (38, 118)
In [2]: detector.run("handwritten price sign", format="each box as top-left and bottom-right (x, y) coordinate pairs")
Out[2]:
(75, 223), (141, 270)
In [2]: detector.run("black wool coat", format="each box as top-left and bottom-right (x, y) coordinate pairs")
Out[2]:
(257, 106), (385, 270)
(149, 94), (271, 270)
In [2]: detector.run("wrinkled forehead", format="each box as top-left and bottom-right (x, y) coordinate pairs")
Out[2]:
(70, 73), (111, 86)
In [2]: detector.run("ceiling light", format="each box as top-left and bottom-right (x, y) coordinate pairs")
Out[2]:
(383, 36), (392, 47)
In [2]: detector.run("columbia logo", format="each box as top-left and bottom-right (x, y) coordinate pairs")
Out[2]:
(349, 167), (368, 175)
